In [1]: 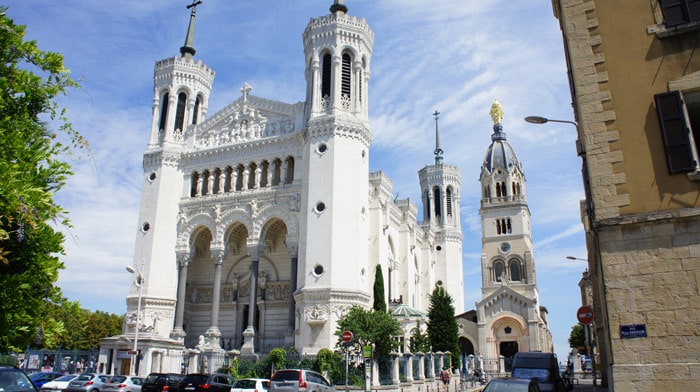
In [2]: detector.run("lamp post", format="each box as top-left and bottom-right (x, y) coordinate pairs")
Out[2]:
(126, 262), (144, 376)
(567, 255), (596, 384)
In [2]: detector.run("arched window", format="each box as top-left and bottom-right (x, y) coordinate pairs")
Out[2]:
(193, 95), (202, 125)
(494, 261), (505, 282)
(158, 92), (169, 132)
(190, 171), (199, 197)
(341, 53), (352, 98)
(321, 53), (332, 99)
(247, 163), (257, 189)
(424, 189), (431, 220)
(285, 157), (295, 184)
(175, 92), (187, 132)
(433, 187), (442, 219)
(201, 170), (210, 196)
(272, 158), (282, 186)
(510, 259), (521, 281)
(484, 186), (490, 198)
(260, 161), (270, 187)
(446, 188), (453, 217)
(235, 165), (245, 191)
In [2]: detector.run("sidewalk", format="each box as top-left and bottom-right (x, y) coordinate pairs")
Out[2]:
(572, 377), (608, 392)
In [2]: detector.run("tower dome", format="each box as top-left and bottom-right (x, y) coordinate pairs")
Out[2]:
(483, 124), (520, 173)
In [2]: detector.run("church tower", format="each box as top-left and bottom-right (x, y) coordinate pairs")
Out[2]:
(126, 0), (215, 352)
(475, 101), (551, 371)
(295, 0), (374, 352)
(417, 111), (464, 312)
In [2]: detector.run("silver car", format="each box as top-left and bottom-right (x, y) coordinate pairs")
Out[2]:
(231, 378), (268, 392)
(64, 374), (110, 392)
(40, 375), (79, 392)
(102, 376), (143, 392)
(268, 370), (333, 392)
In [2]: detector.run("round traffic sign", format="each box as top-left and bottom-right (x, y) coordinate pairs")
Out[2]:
(341, 330), (354, 343)
(577, 305), (594, 324)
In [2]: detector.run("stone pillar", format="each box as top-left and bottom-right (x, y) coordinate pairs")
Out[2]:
(287, 242), (298, 333)
(437, 352), (444, 374)
(266, 162), (273, 188)
(196, 172), (203, 196)
(254, 162), (262, 189)
(207, 169), (215, 195)
(417, 353), (425, 381)
(232, 169), (239, 192)
(404, 352), (414, 383)
(391, 352), (400, 385)
(205, 247), (224, 348)
(280, 162), (288, 185)
(499, 355), (505, 375)
(241, 244), (261, 355)
(242, 167), (250, 190)
(171, 250), (190, 340)
(218, 168), (225, 194)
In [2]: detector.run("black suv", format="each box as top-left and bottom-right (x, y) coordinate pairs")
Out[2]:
(142, 374), (184, 392)
(511, 351), (566, 392)
(177, 374), (233, 392)
(0, 366), (38, 392)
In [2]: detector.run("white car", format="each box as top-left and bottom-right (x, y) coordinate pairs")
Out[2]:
(231, 378), (269, 392)
(40, 375), (79, 392)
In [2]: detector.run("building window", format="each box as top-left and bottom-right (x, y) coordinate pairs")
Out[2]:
(321, 53), (332, 99)
(341, 53), (352, 98)
(158, 92), (169, 132)
(509, 259), (521, 281)
(496, 181), (507, 197)
(496, 218), (512, 235)
(175, 92), (187, 132)
(659, 0), (700, 28)
(654, 90), (699, 174)
(446, 188), (453, 217)
(494, 261), (505, 282)
(193, 95), (202, 125)
(433, 187), (442, 220)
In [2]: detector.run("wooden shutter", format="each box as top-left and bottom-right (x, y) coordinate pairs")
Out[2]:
(654, 91), (696, 173)
(659, 0), (690, 27)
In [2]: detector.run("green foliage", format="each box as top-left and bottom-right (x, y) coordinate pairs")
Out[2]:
(372, 264), (386, 312)
(336, 305), (401, 358)
(268, 348), (286, 372)
(316, 348), (344, 383)
(568, 323), (587, 355)
(409, 319), (430, 353)
(0, 6), (88, 352)
(427, 286), (459, 367)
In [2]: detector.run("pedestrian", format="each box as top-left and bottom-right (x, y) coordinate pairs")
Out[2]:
(440, 366), (451, 391)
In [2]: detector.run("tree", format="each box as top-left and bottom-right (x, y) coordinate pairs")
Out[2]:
(409, 318), (430, 353)
(568, 323), (587, 355)
(372, 264), (386, 312)
(0, 7), (87, 352)
(427, 285), (460, 366)
(336, 305), (401, 358)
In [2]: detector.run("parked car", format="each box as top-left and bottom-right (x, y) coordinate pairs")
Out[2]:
(177, 374), (232, 392)
(29, 373), (63, 388)
(102, 376), (144, 392)
(268, 370), (333, 392)
(0, 365), (38, 392)
(511, 352), (566, 392)
(482, 378), (541, 392)
(40, 375), (79, 392)
(63, 373), (110, 392)
(230, 378), (268, 392)
(142, 374), (184, 392)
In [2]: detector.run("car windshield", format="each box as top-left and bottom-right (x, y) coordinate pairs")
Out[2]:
(75, 375), (94, 382)
(182, 375), (207, 384)
(484, 380), (530, 392)
(55, 376), (76, 382)
(0, 368), (36, 392)
(272, 372), (298, 382)
(109, 377), (126, 383)
(512, 368), (551, 382)
(234, 380), (255, 389)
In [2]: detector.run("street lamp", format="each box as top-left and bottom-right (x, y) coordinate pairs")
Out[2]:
(566, 256), (587, 261)
(126, 262), (144, 376)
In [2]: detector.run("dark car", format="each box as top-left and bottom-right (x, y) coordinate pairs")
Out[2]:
(142, 374), (184, 392)
(0, 366), (38, 392)
(483, 378), (540, 392)
(268, 370), (333, 392)
(511, 352), (566, 392)
(177, 374), (232, 392)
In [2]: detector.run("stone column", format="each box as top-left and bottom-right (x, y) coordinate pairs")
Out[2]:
(242, 167), (250, 190)
(205, 247), (224, 348)
(287, 242), (298, 333)
(280, 162), (288, 185)
(241, 244), (261, 355)
(266, 162), (273, 188)
(232, 169), (239, 192)
(196, 172), (203, 196)
(207, 169), (215, 195)
(391, 352), (400, 385)
(417, 353), (425, 381)
(404, 352), (414, 383)
(428, 352), (435, 378)
(170, 250), (190, 341)
(218, 168), (225, 194)
(254, 162), (262, 189)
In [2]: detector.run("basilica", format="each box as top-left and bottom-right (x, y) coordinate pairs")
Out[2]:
(99, 0), (551, 376)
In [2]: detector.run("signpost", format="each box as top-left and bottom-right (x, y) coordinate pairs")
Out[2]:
(342, 331), (353, 392)
(576, 305), (594, 324)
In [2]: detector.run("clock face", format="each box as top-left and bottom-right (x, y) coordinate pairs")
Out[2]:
(500, 242), (511, 252)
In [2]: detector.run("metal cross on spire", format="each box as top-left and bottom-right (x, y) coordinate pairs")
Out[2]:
(433, 110), (444, 165)
(180, 0), (203, 59)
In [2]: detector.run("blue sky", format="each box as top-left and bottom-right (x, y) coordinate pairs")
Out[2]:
(6, 0), (588, 361)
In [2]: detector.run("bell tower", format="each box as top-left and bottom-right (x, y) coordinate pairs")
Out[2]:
(127, 0), (215, 343)
(296, 1), (375, 353)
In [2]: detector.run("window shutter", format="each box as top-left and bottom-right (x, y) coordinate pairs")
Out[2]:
(659, 0), (690, 27)
(654, 91), (696, 173)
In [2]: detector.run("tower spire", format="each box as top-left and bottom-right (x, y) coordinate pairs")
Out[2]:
(180, 0), (203, 59)
(433, 110), (444, 165)
(330, 0), (348, 14)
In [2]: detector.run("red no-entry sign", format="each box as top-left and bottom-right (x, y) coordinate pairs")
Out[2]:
(577, 305), (594, 324)
(341, 330), (354, 343)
